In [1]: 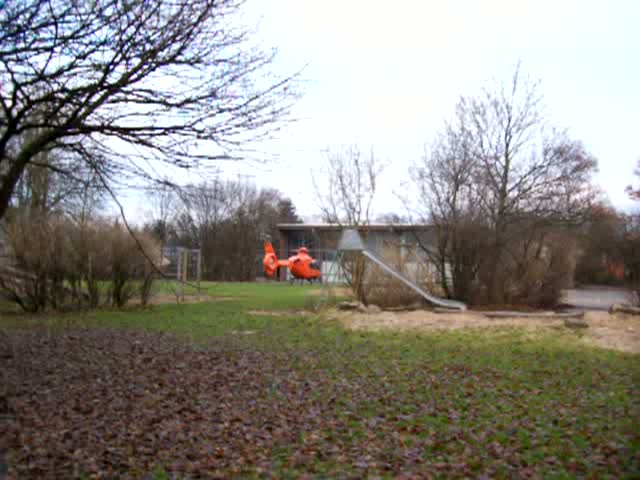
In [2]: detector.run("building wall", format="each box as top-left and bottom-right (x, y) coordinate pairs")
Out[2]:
(276, 225), (445, 284)
(278, 226), (437, 255)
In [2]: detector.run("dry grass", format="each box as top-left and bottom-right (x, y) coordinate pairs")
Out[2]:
(337, 309), (640, 354)
(582, 311), (640, 353)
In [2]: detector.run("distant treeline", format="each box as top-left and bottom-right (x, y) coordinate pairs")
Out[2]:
(145, 179), (301, 281)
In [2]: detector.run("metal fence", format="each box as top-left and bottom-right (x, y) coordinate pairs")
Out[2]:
(161, 247), (202, 299)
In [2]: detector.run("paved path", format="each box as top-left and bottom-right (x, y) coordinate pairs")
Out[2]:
(562, 286), (634, 310)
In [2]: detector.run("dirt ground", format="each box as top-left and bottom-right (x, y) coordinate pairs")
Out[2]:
(336, 309), (640, 354)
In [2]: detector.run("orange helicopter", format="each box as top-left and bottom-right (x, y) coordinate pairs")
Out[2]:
(263, 243), (321, 282)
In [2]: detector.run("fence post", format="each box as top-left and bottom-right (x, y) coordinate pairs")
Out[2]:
(196, 249), (202, 301)
(182, 249), (188, 302)
(176, 247), (183, 302)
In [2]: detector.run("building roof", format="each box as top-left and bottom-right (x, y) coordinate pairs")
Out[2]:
(276, 223), (433, 231)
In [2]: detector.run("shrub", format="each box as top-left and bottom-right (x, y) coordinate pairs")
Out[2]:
(105, 223), (159, 307)
(0, 214), (160, 311)
(362, 246), (437, 308)
(1, 212), (77, 311)
(476, 232), (576, 309)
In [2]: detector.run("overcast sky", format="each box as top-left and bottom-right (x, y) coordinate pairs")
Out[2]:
(131, 0), (639, 221)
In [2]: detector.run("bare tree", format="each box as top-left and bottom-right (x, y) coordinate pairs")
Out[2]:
(412, 67), (598, 306)
(6, 126), (106, 221)
(146, 180), (179, 251)
(464, 69), (596, 303)
(575, 202), (625, 285)
(410, 103), (489, 302)
(313, 145), (385, 302)
(622, 161), (640, 304)
(313, 146), (384, 226)
(375, 212), (409, 224)
(0, 0), (300, 221)
(178, 179), (236, 278)
(168, 178), (299, 280)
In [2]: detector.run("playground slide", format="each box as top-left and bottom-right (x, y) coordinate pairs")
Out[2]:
(361, 249), (467, 311)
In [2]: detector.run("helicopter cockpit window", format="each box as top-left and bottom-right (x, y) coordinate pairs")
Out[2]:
(310, 261), (319, 270)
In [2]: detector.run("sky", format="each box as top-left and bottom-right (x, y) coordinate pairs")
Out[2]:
(131, 0), (639, 221)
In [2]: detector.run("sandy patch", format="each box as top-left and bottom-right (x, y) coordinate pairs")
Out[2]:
(336, 309), (640, 354)
(581, 311), (640, 354)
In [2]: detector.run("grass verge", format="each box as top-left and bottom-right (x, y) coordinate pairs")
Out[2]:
(1, 282), (638, 478)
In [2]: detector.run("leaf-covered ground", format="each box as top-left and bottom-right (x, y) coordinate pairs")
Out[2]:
(1, 283), (639, 478)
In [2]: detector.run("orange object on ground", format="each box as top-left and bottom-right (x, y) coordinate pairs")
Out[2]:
(263, 243), (321, 281)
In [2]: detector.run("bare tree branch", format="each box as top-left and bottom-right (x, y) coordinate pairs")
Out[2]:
(409, 67), (598, 305)
(0, 0), (301, 220)
(313, 145), (385, 227)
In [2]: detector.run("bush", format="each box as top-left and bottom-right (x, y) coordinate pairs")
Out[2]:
(1, 213), (77, 311)
(475, 232), (576, 309)
(105, 223), (159, 307)
(362, 246), (437, 308)
(620, 212), (640, 306)
(0, 214), (160, 311)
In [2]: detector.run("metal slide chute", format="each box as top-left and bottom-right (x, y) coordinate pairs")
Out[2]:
(337, 229), (467, 311)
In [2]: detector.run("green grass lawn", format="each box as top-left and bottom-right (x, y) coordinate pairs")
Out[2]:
(1, 282), (638, 478)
